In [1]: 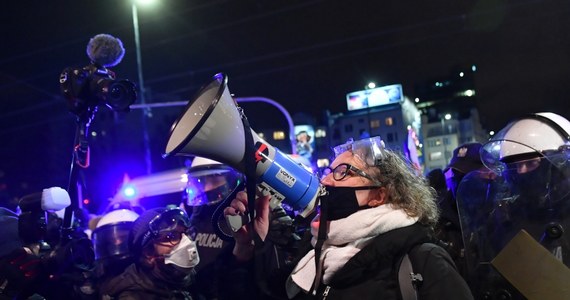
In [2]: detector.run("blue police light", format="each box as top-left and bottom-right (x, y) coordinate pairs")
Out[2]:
(185, 186), (197, 197)
(122, 185), (138, 199)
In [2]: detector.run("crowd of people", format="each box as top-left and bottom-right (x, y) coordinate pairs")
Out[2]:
(1, 111), (569, 299)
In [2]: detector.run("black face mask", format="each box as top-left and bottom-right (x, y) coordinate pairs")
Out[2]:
(321, 186), (379, 220)
(505, 160), (551, 202)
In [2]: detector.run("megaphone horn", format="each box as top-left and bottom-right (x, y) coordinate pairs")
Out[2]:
(164, 74), (247, 167)
(164, 73), (322, 221)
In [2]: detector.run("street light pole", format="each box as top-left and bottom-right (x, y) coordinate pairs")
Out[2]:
(132, 2), (153, 174)
(441, 117), (448, 165)
(440, 113), (452, 166)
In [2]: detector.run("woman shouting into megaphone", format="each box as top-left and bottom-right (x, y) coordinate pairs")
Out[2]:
(224, 136), (473, 300)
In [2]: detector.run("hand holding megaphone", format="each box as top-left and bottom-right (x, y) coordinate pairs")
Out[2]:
(223, 191), (271, 260)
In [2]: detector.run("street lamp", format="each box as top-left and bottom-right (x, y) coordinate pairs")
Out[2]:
(131, 0), (156, 174)
(440, 113), (452, 166)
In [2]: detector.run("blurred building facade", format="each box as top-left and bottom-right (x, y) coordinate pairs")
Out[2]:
(414, 64), (488, 173)
(253, 65), (489, 175)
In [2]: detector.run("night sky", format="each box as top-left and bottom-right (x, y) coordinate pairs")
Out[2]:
(1, 0), (569, 210)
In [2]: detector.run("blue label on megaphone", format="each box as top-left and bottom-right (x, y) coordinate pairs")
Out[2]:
(258, 150), (320, 212)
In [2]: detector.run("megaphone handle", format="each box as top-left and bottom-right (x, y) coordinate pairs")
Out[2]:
(225, 212), (254, 232)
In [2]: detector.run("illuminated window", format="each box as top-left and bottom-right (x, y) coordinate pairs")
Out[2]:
(273, 131), (285, 140)
(315, 129), (327, 138)
(430, 152), (443, 161)
(385, 117), (394, 126)
(370, 119), (380, 128)
(317, 158), (330, 168)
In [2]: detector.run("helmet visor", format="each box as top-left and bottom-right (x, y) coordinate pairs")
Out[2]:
(482, 116), (570, 174)
(92, 222), (133, 260)
(185, 165), (242, 206)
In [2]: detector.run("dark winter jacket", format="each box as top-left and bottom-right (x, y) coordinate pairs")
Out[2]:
(259, 223), (473, 300)
(99, 264), (193, 300)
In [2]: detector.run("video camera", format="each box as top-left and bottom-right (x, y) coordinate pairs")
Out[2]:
(60, 64), (136, 115)
(59, 33), (136, 118)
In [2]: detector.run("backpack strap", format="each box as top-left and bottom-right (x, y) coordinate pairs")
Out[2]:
(398, 253), (418, 300)
(399, 243), (437, 300)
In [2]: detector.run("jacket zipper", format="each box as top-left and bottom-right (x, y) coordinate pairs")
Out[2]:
(322, 286), (331, 300)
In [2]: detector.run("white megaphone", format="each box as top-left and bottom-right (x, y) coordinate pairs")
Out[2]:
(163, 73), (323, 230)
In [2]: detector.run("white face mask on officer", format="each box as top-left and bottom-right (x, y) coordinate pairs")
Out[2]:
(164, 234), (200, 269)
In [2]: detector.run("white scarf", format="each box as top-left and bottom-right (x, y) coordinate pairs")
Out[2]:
(286, 204), (418, 298)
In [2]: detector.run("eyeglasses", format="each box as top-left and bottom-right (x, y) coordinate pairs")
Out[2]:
(154, 229), (188, 246)
(321, 163), (382, 186)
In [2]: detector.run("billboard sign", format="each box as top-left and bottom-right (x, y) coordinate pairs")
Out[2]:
(346, 84), (403, 111)
(294, 125), (315, 163)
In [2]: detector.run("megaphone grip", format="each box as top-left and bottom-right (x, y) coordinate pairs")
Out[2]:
(226, 213), (252, 232)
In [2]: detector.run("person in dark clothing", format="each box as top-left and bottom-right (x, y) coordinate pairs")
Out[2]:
(225, 136), (473, 299)
(181, 156), (246, 300)
(458, 112), (570, 299)
(435, 142), (488, 279)
(100, 207), (198, 299)
(91, 208), (140, 295)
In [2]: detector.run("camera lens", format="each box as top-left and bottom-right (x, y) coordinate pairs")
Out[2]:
(105, 80), (137, 112)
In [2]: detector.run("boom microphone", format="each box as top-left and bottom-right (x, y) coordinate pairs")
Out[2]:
(86, 33), (125, 68)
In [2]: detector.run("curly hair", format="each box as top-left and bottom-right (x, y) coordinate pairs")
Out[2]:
(359, 149), (439, 227)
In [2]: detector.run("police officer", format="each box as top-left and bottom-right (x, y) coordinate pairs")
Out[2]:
(457, 112), (570, 299)
(180, 157), (244, 300)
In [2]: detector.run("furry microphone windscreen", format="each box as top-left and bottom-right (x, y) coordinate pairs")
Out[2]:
(86, 33), (126, 68)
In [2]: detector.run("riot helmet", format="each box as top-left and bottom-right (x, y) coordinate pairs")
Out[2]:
(481, 112), (570, 172)
(456, 112), (570, 298)
(92, 209), (140, 261)
(481, 112), (570, 204)
(91, 208), (140, 279)
(184, 157), (243, 207)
